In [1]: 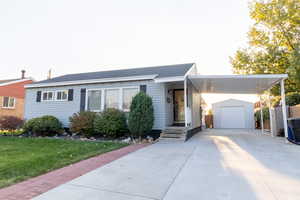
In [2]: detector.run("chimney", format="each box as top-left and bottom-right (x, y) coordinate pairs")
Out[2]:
(21, 70), (26, 79)
(47, 69), (52, 79)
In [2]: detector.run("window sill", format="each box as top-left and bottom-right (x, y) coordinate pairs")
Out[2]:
(1, 107), (15, 110)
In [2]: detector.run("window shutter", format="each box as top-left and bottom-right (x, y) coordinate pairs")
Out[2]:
(36, 91), (42, 102)
(68, 89), (74, 101)
(140, 85), (147, 93)
(80, 88), (86, 111)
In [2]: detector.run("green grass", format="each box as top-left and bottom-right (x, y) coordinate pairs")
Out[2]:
(0, 137), (128, 188)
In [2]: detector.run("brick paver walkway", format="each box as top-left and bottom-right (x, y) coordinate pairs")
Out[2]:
(0, 143), (148, 200)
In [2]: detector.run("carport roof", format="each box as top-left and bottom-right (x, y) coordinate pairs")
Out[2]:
(188, 74), (288, 94)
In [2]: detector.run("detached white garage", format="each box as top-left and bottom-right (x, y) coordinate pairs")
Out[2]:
(212, 99), (254, 129)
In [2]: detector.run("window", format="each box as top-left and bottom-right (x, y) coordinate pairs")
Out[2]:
(87, 90), (101, 111)
(2, 97), (15, 108)
(56, 90), (68, 101)
(123, 88), (139, 111)
(105, 89), (120, 109)
(42, 91), (54, 101)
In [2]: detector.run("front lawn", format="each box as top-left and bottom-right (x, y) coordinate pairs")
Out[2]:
(0, 137), (128, 188)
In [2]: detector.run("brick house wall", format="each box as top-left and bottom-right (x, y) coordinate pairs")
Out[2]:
(0, 79), (33, 119)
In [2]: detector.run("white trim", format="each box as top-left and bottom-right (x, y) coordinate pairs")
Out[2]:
(55, 90), (68, 101)
(260, 96), (264, 134)
(281, 80), (288, 140)
(85, 89), (102, 112)
(122, 87), (140, 112)
(25, 75), (158, 88)
(0, 78), (33, 87)
(188, 74), (288, 79)
(2, 96), (16, 109)
(154, 76), (185, 83)
(104, 88), (121, 110)
(184, 63), (197, 78)
(85, 86), (140, 112)
(184, 78), (188, 127)
(41, 91), (55, 101)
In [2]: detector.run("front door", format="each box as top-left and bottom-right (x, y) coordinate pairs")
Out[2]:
(173, 89), (185, 123)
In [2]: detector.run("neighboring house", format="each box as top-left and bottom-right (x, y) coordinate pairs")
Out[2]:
(0, 70), (33, 119)
(24, 63), (203, 139)
(212, 99), (254, 129)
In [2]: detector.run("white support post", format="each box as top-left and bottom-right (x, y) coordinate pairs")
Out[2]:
(268, 91), (274, 136)
(260, 95), (264, 134)
(184, 78), (188, 127)
(281, 79), (288, 139)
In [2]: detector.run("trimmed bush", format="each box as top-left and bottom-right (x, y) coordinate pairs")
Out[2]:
(69, 111), (96, 137)
(23, 115), (63, 136)
(0, 116), (24, 130)
(128, 92), (154, 139)
(94, 108), (127, 138)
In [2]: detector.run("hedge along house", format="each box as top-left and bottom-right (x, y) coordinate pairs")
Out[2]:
(24, 63), (289, 141)
(24, 63), (203, 141)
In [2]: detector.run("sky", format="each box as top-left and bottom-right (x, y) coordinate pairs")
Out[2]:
(0, 0), (258, 106)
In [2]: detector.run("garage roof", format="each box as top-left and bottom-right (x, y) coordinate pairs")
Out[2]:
(188, 74), (288, 94)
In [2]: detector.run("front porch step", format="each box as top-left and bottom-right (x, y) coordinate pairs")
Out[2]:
(159, 126), (187, 142)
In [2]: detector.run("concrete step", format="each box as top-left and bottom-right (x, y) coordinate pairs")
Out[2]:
(159, 137), (186, 142)
(163, 129), (185, 134)
(160, 133), (185, 138)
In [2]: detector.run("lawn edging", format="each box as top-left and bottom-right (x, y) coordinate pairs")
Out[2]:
(0, 143), (149, 200)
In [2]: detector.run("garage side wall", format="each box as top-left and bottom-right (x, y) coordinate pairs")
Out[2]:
(212, 99), (254, 129)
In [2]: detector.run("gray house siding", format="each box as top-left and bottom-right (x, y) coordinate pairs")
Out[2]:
(25, 80), (166, 130)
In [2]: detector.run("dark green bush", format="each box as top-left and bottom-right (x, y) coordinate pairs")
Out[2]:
(94, 108), (127, 138)
(0, 116), (24, 130)
(23, 115), (63, 136)
(69, 111), (96, 137)
(128, 92), (154, 139)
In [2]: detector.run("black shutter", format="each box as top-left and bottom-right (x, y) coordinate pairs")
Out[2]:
(80, 88), (86, 111)
(140, 85), (147, 93)
(36, 91), (42, 102)
(68, 89), (74, 101)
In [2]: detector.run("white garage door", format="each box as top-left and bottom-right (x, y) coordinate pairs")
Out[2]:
(220, 106), (245, 128)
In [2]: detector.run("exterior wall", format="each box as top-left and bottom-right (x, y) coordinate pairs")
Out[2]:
(212, 99), (254, 129)
(0, 80), (33, 98)
(0, 79), (33, 119)
(25, 80), (166, 129)
(0, 97), (24, 118)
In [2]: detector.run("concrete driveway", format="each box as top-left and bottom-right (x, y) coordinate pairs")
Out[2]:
(34, 129), (300, 200)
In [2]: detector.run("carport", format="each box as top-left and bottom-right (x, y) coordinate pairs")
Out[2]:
(186, 74), (288, 138)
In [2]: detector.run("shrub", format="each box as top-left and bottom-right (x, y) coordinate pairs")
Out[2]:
(128, 92), (154, 139)
(0, 116), (24, 130)
(69, 111), (96, 137)
(272, 92), (300, 107)
(254, 107), (270, 122)
(23, 115), (63, 136)
(0, 129), (23, 136)
(94, 108), (127, 138)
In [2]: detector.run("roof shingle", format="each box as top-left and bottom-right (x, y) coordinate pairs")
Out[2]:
(32, 63), (194, 85)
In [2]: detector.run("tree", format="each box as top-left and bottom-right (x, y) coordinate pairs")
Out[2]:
(128, 92), (154, 140)
(230, 0), (300, 96)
